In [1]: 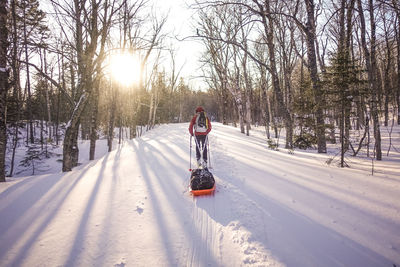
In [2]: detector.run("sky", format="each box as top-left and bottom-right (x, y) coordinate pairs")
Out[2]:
(153, 0), (206, 89)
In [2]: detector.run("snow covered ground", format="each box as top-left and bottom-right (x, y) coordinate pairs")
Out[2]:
(1, 122), (399, 266)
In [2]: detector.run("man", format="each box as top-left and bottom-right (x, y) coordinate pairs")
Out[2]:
(189, 106), (212, 167)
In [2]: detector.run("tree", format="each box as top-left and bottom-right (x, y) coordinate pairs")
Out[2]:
(252, 0), (293, 148)
(5, 0), (48, 176)
(0, 0), (9, 182)
(394, 1), (400, 125)
(328, 0), (358, 167)
(287, 0), (327, 153)
(254, 40), (272, 139)
(43, 0), (122, 171)
(22, 0), (33, 144)
(195, 1), (294, 145)
(8, 0), (20, 178)
(357, 0), (382, 160)
(197, 5), (231, 125)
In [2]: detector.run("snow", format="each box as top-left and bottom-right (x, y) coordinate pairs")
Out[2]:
(1, 122), (399, 266)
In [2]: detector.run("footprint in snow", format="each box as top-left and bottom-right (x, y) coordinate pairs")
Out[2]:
(114, 262), (125, 267)
(135, 206), (144, 214)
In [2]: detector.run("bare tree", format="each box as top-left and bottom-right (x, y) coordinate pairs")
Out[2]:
(22, 0), (34, 144)
(357, 0), (382, 160)
(197, 5), (231, 125)
(8, 0), (22, 177)
(379, 3), (395, 127)
(167, 47), (184, 122)
(254, 41), (271, 139)
(390, 0), (400, 124)
(0, 0), (9, 182)
(252, 0), (293, 148)
(229, 44), (246, 133)
(195, 1), (293, 144)
(238, 8), (253, 136)
(43, 0), (122, 171)
(287, 0), (327, 153)
(333, 0), (357, 167)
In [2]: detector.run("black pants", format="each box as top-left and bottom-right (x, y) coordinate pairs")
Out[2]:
(195, 135), (208, 162)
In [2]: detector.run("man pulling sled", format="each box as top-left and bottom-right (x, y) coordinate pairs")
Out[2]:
(188, 106), (215, 196)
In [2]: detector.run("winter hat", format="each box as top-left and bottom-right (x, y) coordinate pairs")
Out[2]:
(196, 106), (204, 112)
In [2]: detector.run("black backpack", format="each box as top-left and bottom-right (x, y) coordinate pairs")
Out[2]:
(195, 111), (208, 132)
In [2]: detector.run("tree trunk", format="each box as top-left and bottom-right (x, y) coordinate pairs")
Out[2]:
(258, 0), (293, 148)
(305, 0), (326, 153)
(8, 0), (20, 177)
(394, 5), (400, 124)
(245, 90), (251, 136)
(148, 92), (154, 130)
(222, 84), (229, 125)
(89, 83), (99, 160)
(398, 30), (400, 125)
(259, 66), (270, 139)
(40, 116), (44, 150)
(241, 27), (252, 136)
(23, 1), (34, 144)
(43, 49), (52, 137)
(118, 122), (122, 145)
(62, 0), (85, 172)
(382, 12), (391, 127)
(108, 91), (116, 152)
(63, 121), (81, 172)
(357, 0), (382, 160)
(130, 124), (136, 139)
(151, 91), (158, 129)
(62, 94), (88, 172)
(234, 90), (245, 133)
(55, 46), (64, 146)
(0, 0), (9, 182)
(369, 0), (382, 161)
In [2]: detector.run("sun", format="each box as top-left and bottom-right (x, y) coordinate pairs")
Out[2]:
(109, 52), (141, 86)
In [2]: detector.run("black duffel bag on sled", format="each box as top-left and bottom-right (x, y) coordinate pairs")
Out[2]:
(190, 168), (215, 191)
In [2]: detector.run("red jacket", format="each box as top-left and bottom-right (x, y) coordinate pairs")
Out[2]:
(189, 113), (212, 136)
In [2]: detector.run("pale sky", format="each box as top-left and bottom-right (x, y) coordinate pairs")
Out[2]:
(153, 0), (206, 89)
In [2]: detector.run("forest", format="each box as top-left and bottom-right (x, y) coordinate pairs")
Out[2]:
(0, 0), (399, 182)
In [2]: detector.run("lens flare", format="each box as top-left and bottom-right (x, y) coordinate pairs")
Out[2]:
(109, 52), (141, 86)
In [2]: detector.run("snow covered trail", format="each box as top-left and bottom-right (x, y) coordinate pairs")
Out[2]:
(210, 123), (400, 266)
(0, 123), (399, 266)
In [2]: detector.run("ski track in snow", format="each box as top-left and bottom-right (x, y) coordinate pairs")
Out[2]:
(0, 122), (399, 267)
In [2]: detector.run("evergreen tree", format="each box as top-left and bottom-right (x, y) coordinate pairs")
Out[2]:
(323, 52), (366, 167)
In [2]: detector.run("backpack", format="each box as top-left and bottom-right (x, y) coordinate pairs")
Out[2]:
(195, 111), (208, 133)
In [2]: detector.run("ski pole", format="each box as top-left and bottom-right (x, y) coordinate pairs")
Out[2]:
(189, 135), (192, 172)
(207, 135), (212, 169)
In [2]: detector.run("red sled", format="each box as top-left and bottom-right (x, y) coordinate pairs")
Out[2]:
(190, 183), (216, 196)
